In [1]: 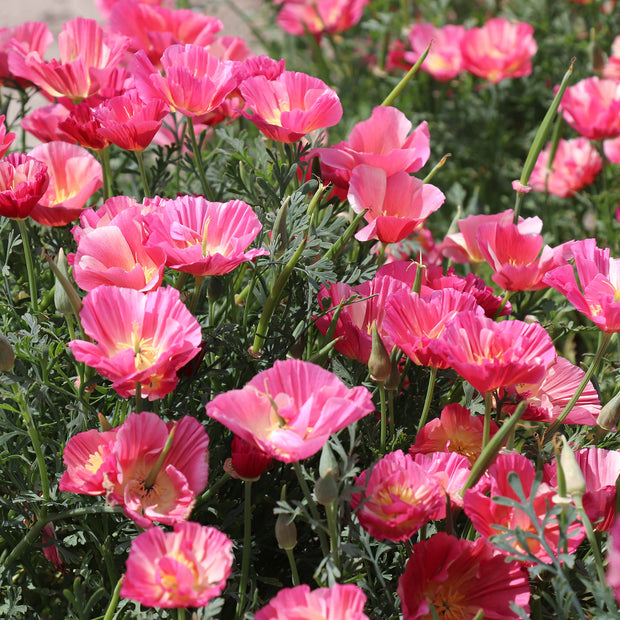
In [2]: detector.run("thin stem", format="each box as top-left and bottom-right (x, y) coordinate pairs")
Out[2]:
(417, 366), (438, 433)
(177, 608), (186, 620)
(135, 150), (151, 198)
(189, 275), (205, 315)
(482, 391), (493, 449)
(99, 147), (113, 201)
(574, 496), (606, 584)
(381, 41), (431, 107)
(135, 382), (142, 414)
(186, 117), (214, 201)
(379, 381), (387, 454)
(102, 576), (124, 620)
(292, 462), (329, 556)
(325, 501), (340, 572)
(285, 548), (300, 586)
(16, 219), (38, 312)
(235, 480), (253, 620)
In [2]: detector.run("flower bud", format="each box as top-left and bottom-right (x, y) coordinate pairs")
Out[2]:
(559, 436), (586, 498)
(272, 198), (289, 259)
(0, 333), (15, 372)
(368, 322), (391, 383)
(206, 276), (224, 302)
(275, 514), (297, 550)
(230, 435), (272, 481)
(597, 391), (620, 432)
(319, 442), (339, 479)
(314, 472), (339, 506)
(53, 248), (74, 316)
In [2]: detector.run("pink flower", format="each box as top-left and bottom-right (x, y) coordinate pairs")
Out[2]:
(348, 166), (445, 243)
(254, 583), (369, 620)
(206, 359), (374, 462)
(226, 435), (273, 481)
(530, 137), (602, 198)
(72, 195), (142, 243)
(8, 18), (129, 100)
(68, 285), (202, 400)
(0, 153), (49, 219)
(133, 44), (237, 117)
(71, 209), (166, 292)
(21, 104), (74, 144)
(120, 522), (232, 608)
(144, 195), (267, 276)
(0, 21), (52, 86)
(239, 71), (343, 143)
(308, 106), (430, 195)
(607, 518), (620, 600)
(58, 102), (109, 151)
(41, 523), (65, 572)
(543, 238), (620, 333)
(351, 450), (444, 542)
(398, 532), (530, 619)
(560, 77), (620, 140)
(430, 313), (556, 394)
(460, 18), (537, 84)
(275, 0), (369, 38)
(603, 36), (620, 81)
(464, 453), (585, 562)
(94, 0), (173, 20)
(103, 412), (209, 527)
(28, 142), (102, 226)
(0, 115), (15, 159)
(406, 23), (466, 81)
(604, 137), (620, 164)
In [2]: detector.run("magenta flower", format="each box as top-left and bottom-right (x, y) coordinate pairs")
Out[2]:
(607, 518), (620, 600)
(0, 115), (15, 159)
(348, 166), (445, 243)
(21, 104), (74, 145)
(350, 450), (444, 542)
(460, 18), (537, 84)
(239, 70), (343, 143)
(406, 23), (466, 81)
(68, 285), (202, 400)
(254, 583), (369, 620)
(144, 195), (267, 276)
(543, 238), (620, 333)
(0, 21), (52, 87)
(398, 532), (530, 618)
(120, 522), (232, 608)
(0, 153), (49, 220)
(206, 359), (374, 462)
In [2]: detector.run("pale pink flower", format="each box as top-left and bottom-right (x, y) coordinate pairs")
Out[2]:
(530, 137), (602, 198)
(206, 359), (374, 462)
(348, 166), (445, 243)
(604, 137), (620, 164)
(603, 36), (620, 81)
(28, 142), (102, 226)
(0, 153), (49, 220)
(407, 23), (466, 81)
(460, 18), (537, 84)
(276, 0), (369, 38)
(94, 0), (173, 20)
(560, 77), (620, 140)
(255, 583), (369, 620)
(144, 195), (267, 276)
(103, 412), (209, 527)
(121, 522), (232, 607)
(8, 18), (129, 100)
(239, 70), (343, 143)
(350, 450), (444, 542)
(398, 532), (530, 619)
(0, 115), (15, 159)
(72, 195), (142, 243)
(0, 21), (52, 86)
(543, 238), (620, 333)
(21, 104), (74, 144)
(607, 518), (620, 600)
(68, 285), (202, 400)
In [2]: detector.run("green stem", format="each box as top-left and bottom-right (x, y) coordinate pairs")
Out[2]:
(186, 117), (214, 201)
(381, 40), (431, 107)
(325, 500), (340, 572)
(235, 480), (253, 620)
(292, 462), (329, 556)
(417, 366), (438, 433)
(388, 389), (395, 439)
(189, 275), (205, 315)
(285, 548), (300, 586)
(379, 381), (387, 454)
(177, 608), (187, 620)
(102, 576), (124, 620)
(16, 219), (38, 312)
(574, 496), (606, 584)
(99, 147), (113, 201)
(135, 150), (151, 199)
(197, 472), (231, 506)
(135, 382), (142, 414)
(482, 391), (493, 449)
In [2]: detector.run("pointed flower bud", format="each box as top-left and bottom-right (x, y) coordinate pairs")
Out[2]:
(368, 322), (391, 382)
(275, 514), (297, 550)
(272, 198), (289, 259)
(319, 442), (339, 479)
(597, 391), (620, 432)
(0, 333), (15, 372)
(314, 472), (339, 506)
(53, 248), (74, 316)
(560, 436), (586, 499)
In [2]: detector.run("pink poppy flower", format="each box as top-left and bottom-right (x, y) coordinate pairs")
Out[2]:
(530, 137), (602, 198)
(206, 358), (374, 462)
(0, 153), (49, 220)
(109, 1), (222, 66)
(410, 403), (499, 465)
(603, 36), (620, 81)
(430, 312), (556, 394)
(72, 195), (142, 243)
(543, 238), (620, 333)
(406, 23), (466, 81)
(103, 412), (209, 527)
(41, 523), (65, 572)
(348, 166), (445, 243)
(382, 288), (484, 369)
(0, 115), (15, 159)
(308, 106), (430, 195)
(94, 0), (173, 20)
(68, 285), (202, 400)
(226, 435), (273, 481)
(239, 71), (343, 143)
(460, 18), (537, 84)
(94, 89), (168, 151)
(120, 522), (232, 608)
(21, 104), (74, 144)
(560, 77), (620, 140)
(132, 44), (237, 118)
(57, 102), (109, 151)
(144, 195), (267, 276)
(275, 0), (369, 38)
(28, 142), (102, 226)
(71, 209), (166, 292)
(59, 428), (118, 495)
(544, 447), (620, 532)
(607, 518), (620, 600)
(254, 583), (369, 620)
(350, 450), (444, 542)
(0, 21), (52, 86)
(398, 532), (530, 619)
(8, 18), (129, 100)
(604, 137), (620, 164)
(314, 274), (409, 364)
(464, 453), (585, 562)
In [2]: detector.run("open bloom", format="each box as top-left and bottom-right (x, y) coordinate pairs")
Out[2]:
(0, 153), (49, 219)
(121, 522), (232, 607)
(0, 21), (52, 86)
(460, 18), (537, 83)
(255, 583), (369, 619)
(206, 359), (374, 462)
(350, 450), (444, 542)
(398, 532), (530, 618)
(607, 518), (620, 601)
(348, 166), (445, 243)
(144, 195), (267, 276)
(543, 238), (620, 333)
(239, 70), (343, 143)
(530, 137), (602, 198)
(0, 115), (15, 159)
(68, 285), (202, 400)
(406, 23), (466, 81)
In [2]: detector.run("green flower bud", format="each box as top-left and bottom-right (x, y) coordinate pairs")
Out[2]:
(559, 436), (586, 499)
(368, 322), (391, 383)
(319, 442), (339, 479)
(0, 333), (15, 372)
(314, 472), (339, 506)
(597, 391), (620, 432)
(275, 514), (297, 550)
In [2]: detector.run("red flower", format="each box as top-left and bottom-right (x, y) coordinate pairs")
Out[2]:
(0, 153), (49, 219)
(226, 435), (273, 481)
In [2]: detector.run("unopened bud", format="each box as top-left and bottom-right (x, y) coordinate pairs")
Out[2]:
(206, 276), (225, 302)
(319, 442), (339, 479)
(597, 391), (620, 432)
(97, 412), (113, 432)
(589, 28), (605, 76)
(0, 333), (15, 372)
(559, 436), (586, 498)
(53, 249), (74, 316)
(275, 514), (297, 550)
(314, 472), (339, 506)
(368, 323), (391, 382)
(272, 198), (289, 259)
